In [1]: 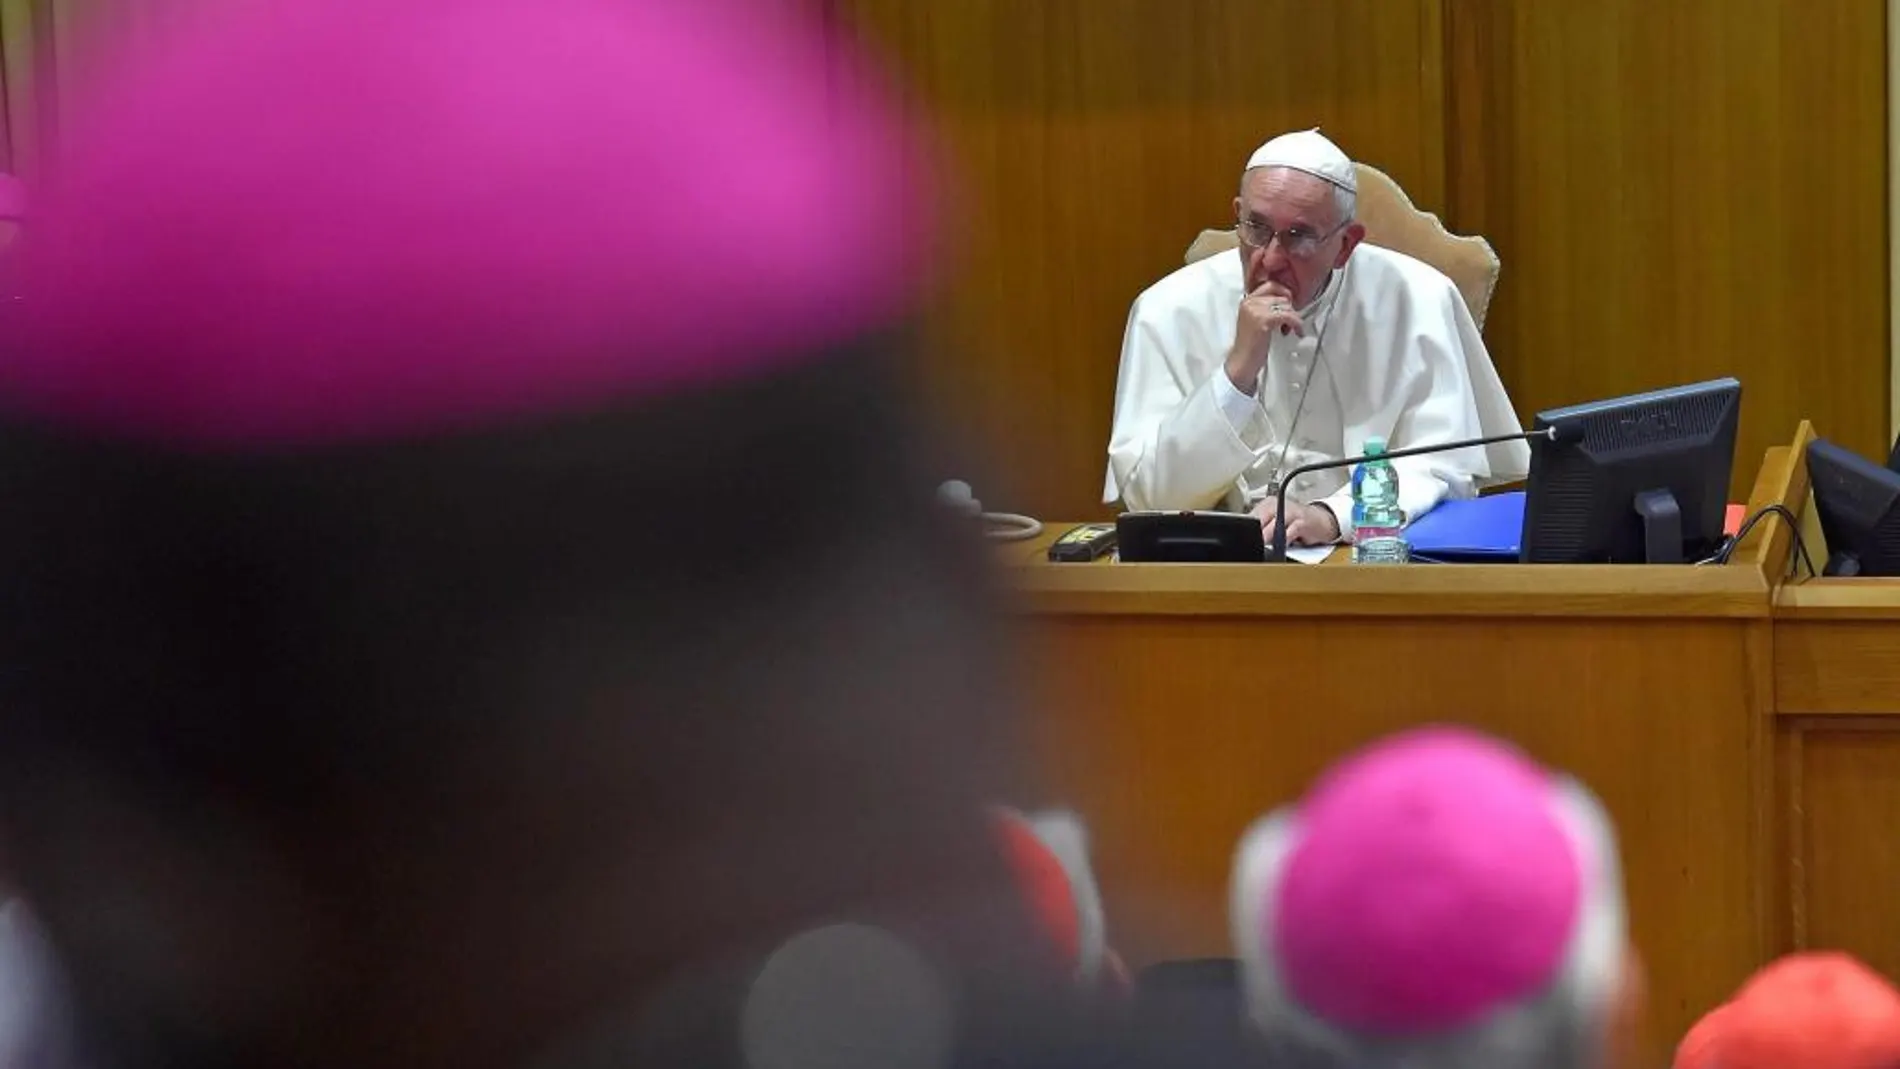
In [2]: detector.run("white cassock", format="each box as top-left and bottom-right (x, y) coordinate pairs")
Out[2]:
(1101, 243), (1529, 531)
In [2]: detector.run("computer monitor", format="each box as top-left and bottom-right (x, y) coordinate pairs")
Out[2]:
(1807, 438), (1900, 576)
(1519, 377), (1741, 564)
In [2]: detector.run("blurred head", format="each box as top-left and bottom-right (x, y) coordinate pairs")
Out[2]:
(0, 1), (1058, 1067)
(1675, 952), (1900, 1069)
(0, 899), (68, 1069)
(1234, 129), (1364, 307)
(991, 809), (1126, 996)
(1230, 727), (1640, 1069)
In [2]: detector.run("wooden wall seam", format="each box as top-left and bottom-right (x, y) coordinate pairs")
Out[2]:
(1889, 0), (1899, 444)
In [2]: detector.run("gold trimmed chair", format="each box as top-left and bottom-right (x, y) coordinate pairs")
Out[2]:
(1184, 162), (1500, 331)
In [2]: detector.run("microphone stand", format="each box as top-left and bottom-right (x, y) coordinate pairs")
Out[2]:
(1270, 426), (1573, 563)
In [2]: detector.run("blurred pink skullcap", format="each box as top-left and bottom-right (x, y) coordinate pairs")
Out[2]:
(10, 0), (933, 446)
(1267, 727), (1583, 1033)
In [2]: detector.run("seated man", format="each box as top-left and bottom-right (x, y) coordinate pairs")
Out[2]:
(1102, 129), (1528, 545)
(1230, 727), (1645, 1069)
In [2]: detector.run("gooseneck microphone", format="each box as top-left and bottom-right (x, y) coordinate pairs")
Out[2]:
(1269, 423), (1584, 562)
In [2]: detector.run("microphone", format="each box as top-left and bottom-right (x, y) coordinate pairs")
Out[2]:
(936, 479), (1045, 542)
(1269, 423), (1583, 562)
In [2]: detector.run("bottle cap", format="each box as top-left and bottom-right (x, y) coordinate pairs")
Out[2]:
(1362, 436), (1387, 456)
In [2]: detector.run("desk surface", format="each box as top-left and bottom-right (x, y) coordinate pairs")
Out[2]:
(1777, 577), (1900, 618)
(1004, 521), (1770, 618)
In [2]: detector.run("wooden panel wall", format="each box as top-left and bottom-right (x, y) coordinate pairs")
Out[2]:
(832, 0), (1889, 519)
(1447, 0), (1889, 500)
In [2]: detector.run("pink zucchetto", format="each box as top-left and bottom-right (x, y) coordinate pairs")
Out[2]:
(8, 0), (934, 447)
(1240, 727), (1585, 1035)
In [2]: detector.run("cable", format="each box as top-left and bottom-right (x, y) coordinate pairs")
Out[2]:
(936, 480), (1045, 543)
(1710, 504), (1816, 576)
(978, 512), (1045, 542)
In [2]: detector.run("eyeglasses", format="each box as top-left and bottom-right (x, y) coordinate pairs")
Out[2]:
(1235, 216), (1348, 259)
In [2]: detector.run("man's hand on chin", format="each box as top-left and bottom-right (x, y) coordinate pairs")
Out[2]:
(1250, 498), (1341, 546)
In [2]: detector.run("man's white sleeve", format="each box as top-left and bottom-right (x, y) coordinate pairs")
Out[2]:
(1103, 301), (1264, 512)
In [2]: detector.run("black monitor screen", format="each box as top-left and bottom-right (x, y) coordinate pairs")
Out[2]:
(1520, 378), (1741, 564)
(1808, 438), (1900, 577)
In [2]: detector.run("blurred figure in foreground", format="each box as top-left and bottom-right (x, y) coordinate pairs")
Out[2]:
(992, 809), (1131, 998)
(0, 899), (66, 1069)
(0, 1), (1088, 1067)
(1675, 952), (1900, 1069)
(0, 172), (25, 304)
(1230, 727), (1644, 1069)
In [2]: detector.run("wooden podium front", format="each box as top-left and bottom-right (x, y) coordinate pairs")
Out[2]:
(999, 473), (1797, 1052)
(1762, 421), (1900, 1010)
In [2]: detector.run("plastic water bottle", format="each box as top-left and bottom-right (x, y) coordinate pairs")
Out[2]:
(1351, 436), (1410, 564)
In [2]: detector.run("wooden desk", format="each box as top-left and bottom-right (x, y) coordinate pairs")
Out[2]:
(1769, 581), (1900, 1003)
(1764, 416), (1900, 994)
(1002, 523), (1779, 1050)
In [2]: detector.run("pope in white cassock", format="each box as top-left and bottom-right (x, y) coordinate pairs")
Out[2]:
(1102, 129), (1529, 546)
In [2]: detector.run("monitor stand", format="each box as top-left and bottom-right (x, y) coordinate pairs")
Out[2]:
(1633, 488), (1685, 564)
(1825, 551), (1864, 577)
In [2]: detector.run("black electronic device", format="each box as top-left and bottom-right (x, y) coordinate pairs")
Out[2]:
(1116, 511), (1264, 563)
(1807, 437), (1900, 577)
(1518, 377), (1741, 564)
(1047, 523), (1119, 562)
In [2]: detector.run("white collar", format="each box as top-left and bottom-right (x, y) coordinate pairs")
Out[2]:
(1300, 262), (1346, 318)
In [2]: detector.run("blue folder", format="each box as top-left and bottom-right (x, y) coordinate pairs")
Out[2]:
(1402, 491), (1525, 561)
